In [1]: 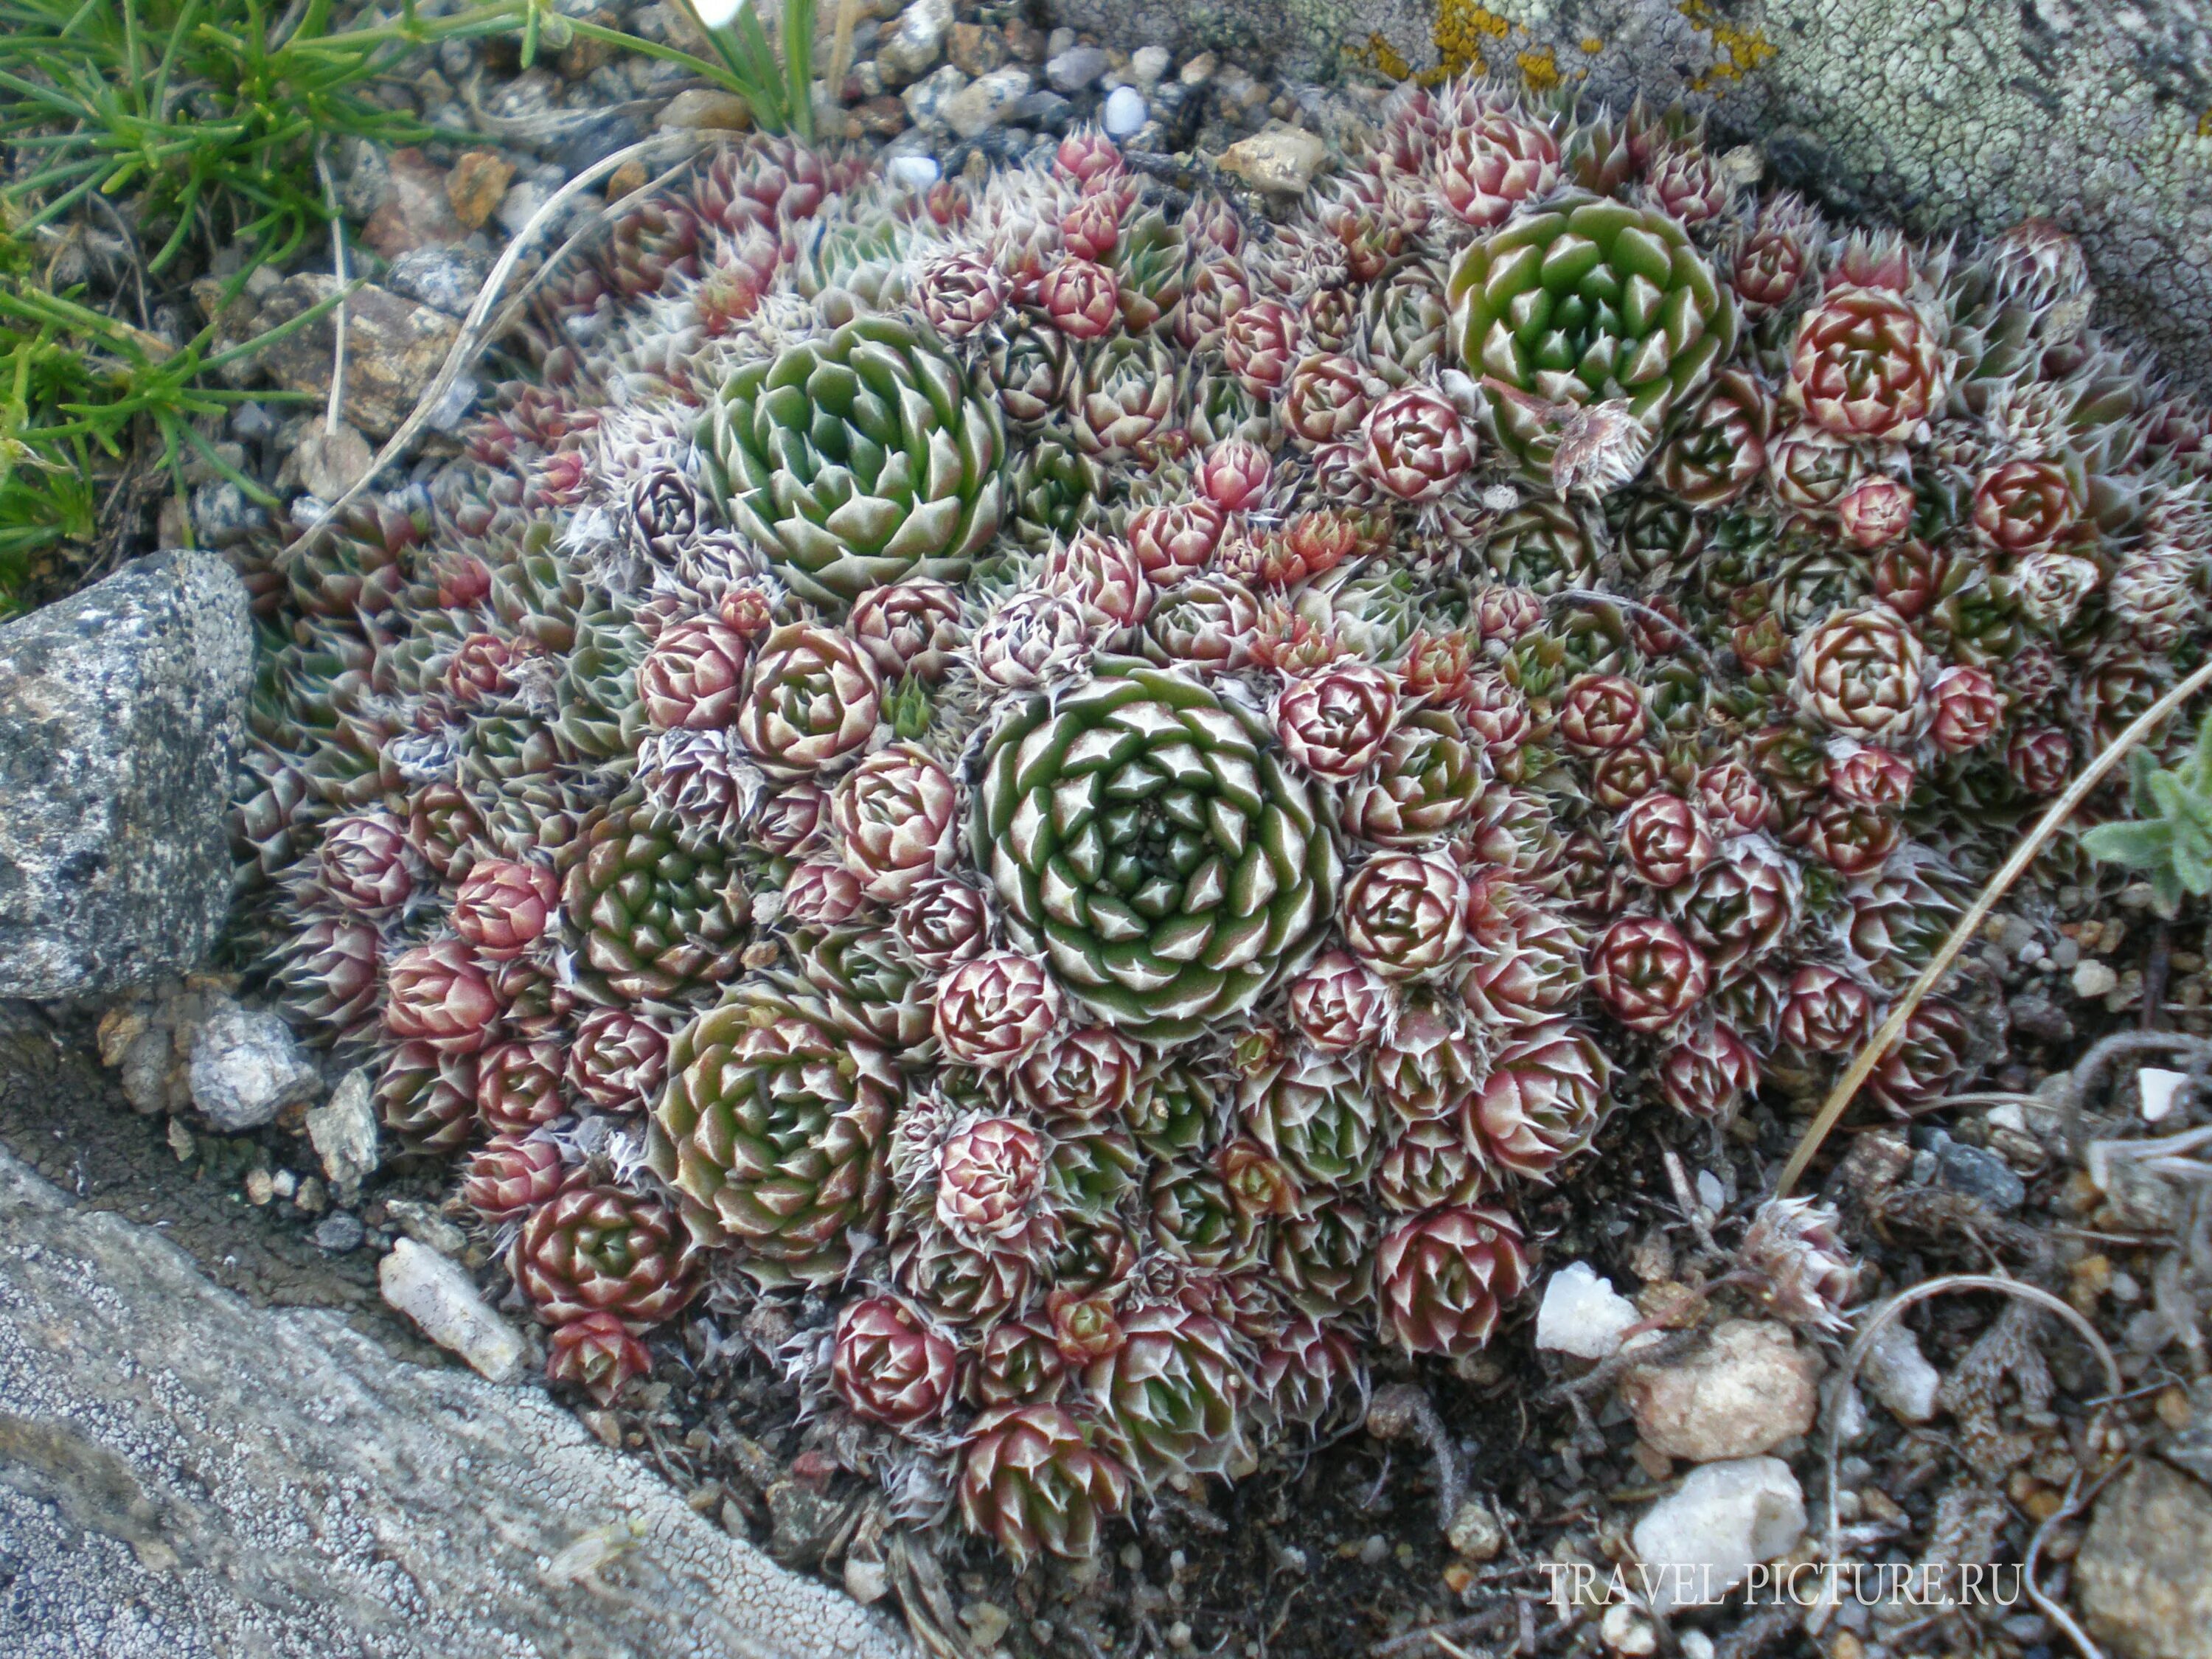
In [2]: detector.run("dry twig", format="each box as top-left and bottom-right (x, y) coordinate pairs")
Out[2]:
(1815, 1275), (2121, 1659)
(1780, 655), (2212, 1194)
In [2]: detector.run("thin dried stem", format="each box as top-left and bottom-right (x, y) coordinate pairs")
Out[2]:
(824, 0), (860, 115)
(315, 146), (347, 438)
(1778, 655), (2212, 1195)
(281, 131), (717, 556)
(1813, 1275), (2121, 1659)
(1365, 1382), (1464, 1532)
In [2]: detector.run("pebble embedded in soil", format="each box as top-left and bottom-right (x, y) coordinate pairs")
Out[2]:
(378, 1236), (524, 1382)
(313, 1211), (366, 1253)
(1215, 122), (1328, 194)
(1447, 1500), (1503, 1561)
(1919, 1127), (2028, 1212)
(880, 0), (953, 80)
(944, 66), (1032, 139)
(1631, 1457), (1807, 1615)
(1535, 1261), (1652, 1360)
(2073, 960), (2121, 998)
(1102, 85), (1147, 138)
(1620, 1320), (1821, 1463)
(187, 1004), (320, 1133)
(1046, 44), (1110, 92)
(1859, 1321), (1941, 1424)
(2076, 1458), (2212, 1659)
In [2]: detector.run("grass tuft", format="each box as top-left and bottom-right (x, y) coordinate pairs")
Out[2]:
(0, 0), (820, 611)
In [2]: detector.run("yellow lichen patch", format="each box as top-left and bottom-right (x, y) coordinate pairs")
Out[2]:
(2200, 106), (2212, 139)
(1362, 32), (1412, 82)
(1580, 36), (1605, 55)
(1676, 0), (1778, 91)
(1433, 0), (1511, 78)
(1516, 46), (1561, 92)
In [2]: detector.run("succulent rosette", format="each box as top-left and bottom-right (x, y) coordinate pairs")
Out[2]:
(737, 623), (883, 777)
(707, 315), (1004, 607)
(648, 981), (898, 1285)
(1449, 195), (1737, 480)
(1377, 1205), (1528, 1358)
(510, 1174), (700, 1330)
(1590, 916), (1710, 1032)
(831, 743), (960, 902)
(1792, 608), (1927, 742)
(1789, 285), (1947, 440)
(1084, 1304), (1248, 1484)
(975, 658), (1341, 1041)
(832, 1294), (959, 1428)
(959, 1405), (1132, 1570)
(1340, 852), (1470, 980)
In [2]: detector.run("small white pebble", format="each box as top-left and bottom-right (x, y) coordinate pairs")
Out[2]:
(1103, 86), (1147, 139)
(2073, 960), (2119, 998)
(1359, 1533), (1388, 1565)
(2140, 1066), (2189, 1122)
(887, 153), (942, 192)
(1601, 1601), (1658, 1657)
(1695, 1169), (1725, 1213)
(1680, 1635), (1716, 1659)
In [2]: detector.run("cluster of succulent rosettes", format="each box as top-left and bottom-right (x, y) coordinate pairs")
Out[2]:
(233, 80), (2212, 1570)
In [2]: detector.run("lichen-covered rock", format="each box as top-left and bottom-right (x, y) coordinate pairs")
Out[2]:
(0, 1144), (905, 1659)
(187, 1003), (321, 1132)
(1042, 0), (2212, 394)
(2076, 1460), (2212, 1659)
(1619, 1319), (1821, 1461)
(0, 553), (250, 999)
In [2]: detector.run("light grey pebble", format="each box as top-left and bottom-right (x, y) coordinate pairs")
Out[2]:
(1046, 45), (1110, 93)
(314, 1211), (366, 1253)
(1103, 85), (1147, 139)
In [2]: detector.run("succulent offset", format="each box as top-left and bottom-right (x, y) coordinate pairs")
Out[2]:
(231, 85), (2212, 1576)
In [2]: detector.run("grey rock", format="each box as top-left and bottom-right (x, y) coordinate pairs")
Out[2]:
(229, 402), (276, 442)
(382, 245), (495, 316)
(305, 1068), (380, 1196)
(231, 275), (461, 440)
(187, 479), (265, 547)
(0, 1144), (905, 1659)
(1009, 89), (1075, 130)
(292, 426), (377, 504)
(2163, 1377), (2212, 1486)
(1620, 1319), (1821, 1463)
(880, 0), (954, 80)
(902, 65), (970, 129)
(1046, 44), (1111, 91)
(495, 177), (557, 237)
(334, 136), (392, 219)
(945, 67), (1034, 139)
(187, 1004), (320, 1132)
(1037, 0), (2212, 394)
(1921, 1127), (2027, 1213)
(0, 555), (251, 999)
(2008, 991), (2076, 1044)
(555, 110), (646, 173)
(312, 1211), (366, 1253)
(2078, 1459), (2212, 1659)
